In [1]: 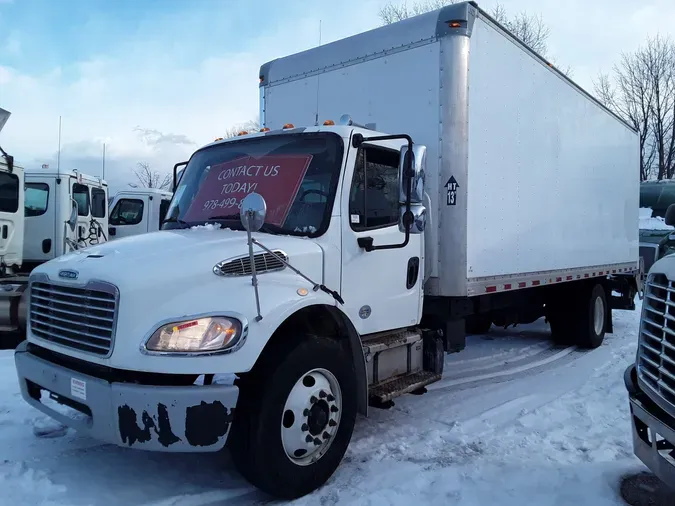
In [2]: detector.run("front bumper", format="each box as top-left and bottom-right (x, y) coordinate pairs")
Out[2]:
(625, 363), (675, 484)
(14, 341), (239, 452)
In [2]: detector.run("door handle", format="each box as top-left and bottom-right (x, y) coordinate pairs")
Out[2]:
(1, 225), (7, 239)
(406, 257), (420, 289)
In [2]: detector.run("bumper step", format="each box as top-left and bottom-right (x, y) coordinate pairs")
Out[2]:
(369, 370), (441, 404)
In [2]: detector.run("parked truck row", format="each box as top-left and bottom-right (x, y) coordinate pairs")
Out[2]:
(0, 108), (173, 336)
(12, 2), (643, 500)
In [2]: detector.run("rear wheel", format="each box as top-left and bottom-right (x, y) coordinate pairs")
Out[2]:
(548, 283), (607, 349)
(576, 284), (607, 349)
(228, 335), (357, 499)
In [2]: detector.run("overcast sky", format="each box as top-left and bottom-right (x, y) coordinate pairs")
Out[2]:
(1, 0), (674, 194)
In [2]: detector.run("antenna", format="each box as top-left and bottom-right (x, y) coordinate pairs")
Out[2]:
(57, 116), (62, 171)
(102, 143), (106, 179)
(314, 20), (322, 126)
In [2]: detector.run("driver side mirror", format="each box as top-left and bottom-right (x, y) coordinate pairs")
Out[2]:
(398, 144), (427, 235)
(398, 144), (426, 204)
(666, 204), (675, 227)
(67, 199), (78, 232)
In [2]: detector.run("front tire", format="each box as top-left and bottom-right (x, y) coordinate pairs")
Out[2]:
(229, 335), (357, 499)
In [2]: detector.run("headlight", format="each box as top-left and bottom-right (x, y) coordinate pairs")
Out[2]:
(144, 317), (243, 354)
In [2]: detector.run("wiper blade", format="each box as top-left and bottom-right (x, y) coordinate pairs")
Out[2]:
(258, 223), (284, 234)
(206, 214), (241, 220)
(162, 217), (190, 229)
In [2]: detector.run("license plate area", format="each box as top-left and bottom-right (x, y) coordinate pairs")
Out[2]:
(26, 378), (93, 421)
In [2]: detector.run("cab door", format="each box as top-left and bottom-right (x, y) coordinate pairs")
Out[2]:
(71, 179), (92, 246)
(109, 195), (149, 240)
(90, 185), (109, 244)
(340, 141), (423, 335)
(24, 178), (55, 262)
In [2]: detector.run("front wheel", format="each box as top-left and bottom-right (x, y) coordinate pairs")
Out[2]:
(228, 335), (357, 499)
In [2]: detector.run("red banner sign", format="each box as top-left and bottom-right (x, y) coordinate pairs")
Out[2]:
(183, 154), (313, 226)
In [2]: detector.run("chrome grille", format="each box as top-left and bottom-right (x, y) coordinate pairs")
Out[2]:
(214, 251), (287, 277)
(29, 281), (118, 356)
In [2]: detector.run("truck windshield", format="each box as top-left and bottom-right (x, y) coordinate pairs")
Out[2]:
(164, 132), (344, 236)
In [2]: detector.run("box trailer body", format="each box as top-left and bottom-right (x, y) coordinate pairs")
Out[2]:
(260, 2), (639, 297)
(14, 2), (643, 500)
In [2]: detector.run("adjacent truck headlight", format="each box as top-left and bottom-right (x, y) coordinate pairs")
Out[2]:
(145, 317), (243, 353)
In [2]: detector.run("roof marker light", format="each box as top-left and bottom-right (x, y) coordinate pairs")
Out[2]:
(283, 123), (295, 129)
(260, 127), (270, 132)
(323, 120), (335, 126)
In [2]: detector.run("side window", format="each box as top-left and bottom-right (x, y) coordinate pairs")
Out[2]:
(0, 172), (19, 213)
(72, 183), (90, 216)
(25, 182), (49, 217)
(349, 146), (400, 231)
(159, 199), (171, 228)
(91, 188), (107, 218)
(110, 199), (144, 226)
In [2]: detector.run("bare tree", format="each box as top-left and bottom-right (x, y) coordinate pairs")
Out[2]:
(223, 117), (260, 139)
(595, 36), (675, 181)
(490, 3), (549, 55)
(133, 162), (172, 190)
(378, 1), (558, 66)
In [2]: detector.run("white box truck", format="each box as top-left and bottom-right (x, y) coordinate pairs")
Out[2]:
(15, 2), (640, 499)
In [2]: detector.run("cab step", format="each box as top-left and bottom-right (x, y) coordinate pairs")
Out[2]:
(362, 329), (423, 387)
(369, 371), (442, 405)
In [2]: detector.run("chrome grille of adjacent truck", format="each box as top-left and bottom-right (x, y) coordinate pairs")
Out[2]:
(29, 281), (118, 356)
(638, 273), (675, 402)
(213, 251), (287, 276)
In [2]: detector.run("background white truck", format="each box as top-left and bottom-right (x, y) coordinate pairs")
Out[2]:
(108, 188), (173, 240)
(1, 168), (109, 334)
(15, 2), (640, 500)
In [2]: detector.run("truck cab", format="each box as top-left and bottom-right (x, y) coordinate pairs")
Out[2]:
(22, 168), (108, 271)
(626, 202), (675, 490)
(108, 188), (172, 240)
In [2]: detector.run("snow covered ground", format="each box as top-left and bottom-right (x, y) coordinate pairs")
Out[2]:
(0, 302), (647, 505)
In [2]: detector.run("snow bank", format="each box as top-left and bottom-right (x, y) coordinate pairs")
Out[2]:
(639, 207), (673, 230)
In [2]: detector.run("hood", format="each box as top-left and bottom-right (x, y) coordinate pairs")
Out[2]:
(37, 227), (324, 291)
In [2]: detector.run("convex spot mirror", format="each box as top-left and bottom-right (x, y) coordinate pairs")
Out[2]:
(240, 192), (267, 232)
